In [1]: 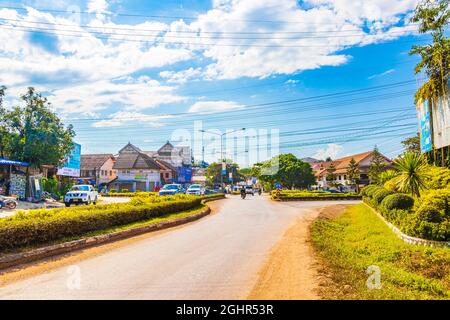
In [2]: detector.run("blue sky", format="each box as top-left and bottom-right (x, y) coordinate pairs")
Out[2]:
(0, 0), (427, 166)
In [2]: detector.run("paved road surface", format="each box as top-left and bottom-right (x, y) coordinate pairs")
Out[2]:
(0, 196), (359, 299)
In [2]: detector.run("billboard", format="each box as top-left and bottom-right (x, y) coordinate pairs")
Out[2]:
(431, 89), (450, 149)
(57, 143), (81, 177)
(177, 166), (192, 183)
(417, 100), (433, 153)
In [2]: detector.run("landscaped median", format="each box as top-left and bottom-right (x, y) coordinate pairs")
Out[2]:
(0, 193), (225, 269)
(311, 204), (450, 299)
(361, 185), (450, 243)
(271, 190), (361, 201)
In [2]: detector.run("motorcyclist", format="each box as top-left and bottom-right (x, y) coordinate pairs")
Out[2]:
(240, 186), (246, 198)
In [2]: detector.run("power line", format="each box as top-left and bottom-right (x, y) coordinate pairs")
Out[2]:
(0, 23), (430, 48)
(0, 5), (419, 27)
(0, 18), (420, 39)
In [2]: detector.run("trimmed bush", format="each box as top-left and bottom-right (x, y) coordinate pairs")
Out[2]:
(361, 185), (378, 197)
(381, 193), (414, 211)
(372, 188), (394, 205)
(0, 194), (202, 251)
(271, 190), (361, 200)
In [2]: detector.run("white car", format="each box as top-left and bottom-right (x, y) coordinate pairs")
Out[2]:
(186, 184), (206, 196)
(64, 185), (98, 207)
(245, 185), (255, 195)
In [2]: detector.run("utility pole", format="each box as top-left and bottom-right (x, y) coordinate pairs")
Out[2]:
(199, 128), (246, 191)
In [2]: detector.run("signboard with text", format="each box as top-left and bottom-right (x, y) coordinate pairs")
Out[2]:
(57, 143), (81, 177)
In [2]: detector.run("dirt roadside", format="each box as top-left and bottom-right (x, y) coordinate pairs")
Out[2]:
(247, 204), (350, 300)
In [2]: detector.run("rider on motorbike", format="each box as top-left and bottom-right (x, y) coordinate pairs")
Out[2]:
(0, 196), (5, 209)
(240, 186), (246, 198)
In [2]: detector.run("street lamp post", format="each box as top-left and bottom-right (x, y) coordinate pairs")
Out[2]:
(199, 128), (246, 190)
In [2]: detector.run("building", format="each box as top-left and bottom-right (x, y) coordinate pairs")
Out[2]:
(79, 154), (117, 186)
(109, 143), (164, 192)
(143, 141), (192, 167)
(154, 159), (178, 184)
(315, 151), (392, 189)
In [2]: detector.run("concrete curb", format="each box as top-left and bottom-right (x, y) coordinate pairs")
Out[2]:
(273, 196), (362, 202)
(364, 203), (450, 248)
(0, 198), (225, 270)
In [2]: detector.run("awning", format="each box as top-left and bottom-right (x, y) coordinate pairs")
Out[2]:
(0, 158), (30, 166)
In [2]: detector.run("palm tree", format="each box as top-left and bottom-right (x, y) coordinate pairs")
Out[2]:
(393, 152), (429, 197)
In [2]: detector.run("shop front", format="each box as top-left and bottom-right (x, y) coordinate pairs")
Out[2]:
(0, 158), (30, 199)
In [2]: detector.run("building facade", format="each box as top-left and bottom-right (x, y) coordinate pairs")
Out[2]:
(80, 154), (117, 186)
(109, 143), (163, 192)
(314, 151), (392, 190)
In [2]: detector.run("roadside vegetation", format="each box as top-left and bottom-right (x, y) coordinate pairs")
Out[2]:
(272, 190), (361, 201)
(0, 194), (206, 254)
(312, 204), (450, 300)
(361, 152), (450, 242)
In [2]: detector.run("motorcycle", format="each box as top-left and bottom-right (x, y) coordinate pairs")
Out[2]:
(240, 191), (246, 199)
(0, 196), (18, 210)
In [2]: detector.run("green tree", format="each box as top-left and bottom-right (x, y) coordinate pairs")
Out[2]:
(410, 0), (450, 105)
(393, 152), (429, 197)
(205, 161), (244, 185)
(326, 163), (337, 187)
(0, 85), (11, 158)
(368, 147), (386, 184)
(4, 88), (75, 193)
(252, 154), (315, 190)
(346, 158), (360, 188)
(401, 133), (421, 153)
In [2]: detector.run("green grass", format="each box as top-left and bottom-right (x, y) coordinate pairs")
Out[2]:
(311, 203), (450, 300)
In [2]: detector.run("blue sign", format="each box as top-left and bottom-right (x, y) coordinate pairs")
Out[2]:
(275, 182), (281, 189)
(418, 101), (432, 153)
(57, 143), (81, 177)
(221, 169), (227, 175)
(177, 167), (192, 183)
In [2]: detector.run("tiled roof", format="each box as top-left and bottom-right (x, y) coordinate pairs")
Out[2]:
(113, 152), (162, 170)
(80, 154), (114, 170)
(315, 151), (390, 176)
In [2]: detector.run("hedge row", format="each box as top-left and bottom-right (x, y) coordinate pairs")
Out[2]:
(0, 194), (202, 251)
(272, 190), (361, 201)
(103, 191), (158, 197)
(361, 185), (450, 241)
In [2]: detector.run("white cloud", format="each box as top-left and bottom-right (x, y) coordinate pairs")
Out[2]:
(87, 0), (109, 14)
(159, 67), (203, 84)
(49, 77), (186, 115)
(368, 68), (395, 79)
(188, 100), (244, 113)
(314, 144), (343, 160)
(92, 111), (174, 128)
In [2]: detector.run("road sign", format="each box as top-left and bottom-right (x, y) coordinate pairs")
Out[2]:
(275, 182), (281, 189)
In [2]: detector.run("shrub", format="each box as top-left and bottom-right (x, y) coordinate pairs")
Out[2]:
(361, 185), (378, 197)
(0, 195), (202, 251)
(381, 193), (414, 211)
(372, 188), (394, 205)
(425, 166), (450, 190)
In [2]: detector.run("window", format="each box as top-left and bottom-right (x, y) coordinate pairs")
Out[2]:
(110, 170), (112, 176)
(165, 172), (170, 178)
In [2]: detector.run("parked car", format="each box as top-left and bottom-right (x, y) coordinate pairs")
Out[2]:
(245, 185), (255, 195)
(159, 184), (184, 196)
(64, 185), (98, 207)
(186, 184), (206, 196)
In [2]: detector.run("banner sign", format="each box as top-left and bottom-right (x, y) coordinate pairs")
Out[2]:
(417, 100), (433, 153)
(57, 143), (81, 177)
(431, 86), (450, 149)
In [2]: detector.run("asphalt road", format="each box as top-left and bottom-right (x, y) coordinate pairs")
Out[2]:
(0, 195), (359, 300)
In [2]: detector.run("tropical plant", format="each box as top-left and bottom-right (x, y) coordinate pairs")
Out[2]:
(410, 0), (450, 107)
(392, 152), (429, 197)
(379, 170), (399, 185)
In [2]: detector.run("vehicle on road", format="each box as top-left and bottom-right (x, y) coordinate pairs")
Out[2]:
(186, 184), (206, 196)
(159, 184), (184, 196)
(64, 185), (98, 207)
(0, 196), (17, 210)
(245, 185), (255, 196)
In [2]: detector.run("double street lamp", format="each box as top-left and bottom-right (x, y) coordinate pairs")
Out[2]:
(199, 128), (246, 189)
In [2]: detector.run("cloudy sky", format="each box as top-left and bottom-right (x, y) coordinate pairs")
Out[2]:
(0, 0), (425, 165)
